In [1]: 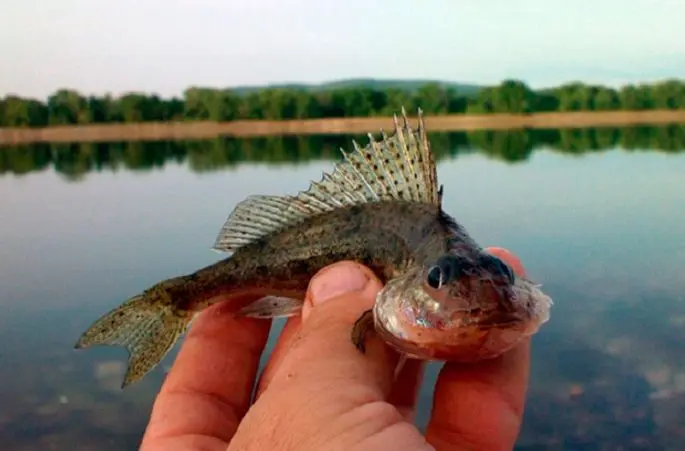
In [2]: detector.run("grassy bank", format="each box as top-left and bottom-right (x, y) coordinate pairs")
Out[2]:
(1, 110), (685, 145)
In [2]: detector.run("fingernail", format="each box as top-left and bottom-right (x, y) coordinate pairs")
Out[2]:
(485, 247), (526, 277)
(308, 262), (370, 305)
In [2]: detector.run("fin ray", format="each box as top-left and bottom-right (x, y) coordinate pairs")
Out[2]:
(213, 108), (439, 253)
(74, 294), (190, 387)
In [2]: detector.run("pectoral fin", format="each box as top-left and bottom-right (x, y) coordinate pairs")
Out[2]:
(237, 296), (304, 319)
(351, 309), (375, 353)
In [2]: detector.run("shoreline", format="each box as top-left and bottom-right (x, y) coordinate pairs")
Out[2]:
(1, 110), (684, 145)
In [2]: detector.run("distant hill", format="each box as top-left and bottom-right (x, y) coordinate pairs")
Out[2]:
(229, 78), (483, 97)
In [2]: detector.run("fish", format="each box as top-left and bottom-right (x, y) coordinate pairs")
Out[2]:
(74, 108), (553, 388)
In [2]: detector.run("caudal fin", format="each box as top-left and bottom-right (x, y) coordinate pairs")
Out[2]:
(75, 293), (191, 388)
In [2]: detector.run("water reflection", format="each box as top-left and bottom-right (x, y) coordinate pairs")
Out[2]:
(515, 284), (682, 450)
(1, 125), (684, 181)
(1, 128), (684, 450)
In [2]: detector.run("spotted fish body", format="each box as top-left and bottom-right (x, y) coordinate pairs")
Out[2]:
(75, 108), (553, 388)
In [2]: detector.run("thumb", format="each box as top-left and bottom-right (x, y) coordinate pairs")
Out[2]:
(301, 260), (375, 320)
(231, 262), (427, 450)
(260, 261), (400, 404)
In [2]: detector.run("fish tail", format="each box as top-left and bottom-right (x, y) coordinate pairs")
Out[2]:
(74, 282), (191, 388)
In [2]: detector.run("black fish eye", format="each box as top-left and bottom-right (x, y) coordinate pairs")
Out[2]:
(427, 265), (443, 289)
(427, 255), (466, 288)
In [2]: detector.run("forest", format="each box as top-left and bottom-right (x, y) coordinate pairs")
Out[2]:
(1, 79), (684, 128)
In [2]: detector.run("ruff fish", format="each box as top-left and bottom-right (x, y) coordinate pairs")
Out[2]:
(75, 108), (553, 387)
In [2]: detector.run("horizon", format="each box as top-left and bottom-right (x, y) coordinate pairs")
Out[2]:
(2, 0), (684, 99)
(4, 75), (685, 102)
(2, 75), (684, 103)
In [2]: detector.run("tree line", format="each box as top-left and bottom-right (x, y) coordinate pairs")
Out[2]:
(2, 125), (683, 180)
(1, 79), (684, 128)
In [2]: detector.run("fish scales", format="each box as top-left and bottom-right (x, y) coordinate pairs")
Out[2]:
(75, 108), (553, 388)
(182, 201), (445, 310)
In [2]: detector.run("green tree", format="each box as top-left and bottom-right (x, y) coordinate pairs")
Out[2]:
(533, 89), (560, 112)
(88, 95), (111, 123)
(490, 80), (536, 113)
(554, 83), (596, 111)
(619, 85), (652, 110)
(47, 89), (90, 125)
(380, 88), (417, 115)
(416, 83), (450, 114)
(651, 79), (685, 110)
(593, 87), (620, 111)
(163, 97), (185, 120)
(466, 88), (495, 114)
(119, 93), (150, 122)
(183, 87), (239, 121)
(325, 88), (380, 117)
(257, 88), (295, 120)
(291, 89), (321, 119)
(1, 96), (32, 126)
(235, 92), (264, 119)
(0, 96), (47, 126)
(447, 88), (468, 113)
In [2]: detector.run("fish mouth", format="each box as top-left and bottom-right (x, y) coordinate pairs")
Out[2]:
(423, 305), (527, 330)
(421, 282), (522, 327)
(373, 304), (535, 362)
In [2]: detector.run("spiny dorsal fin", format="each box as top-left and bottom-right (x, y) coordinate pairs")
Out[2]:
(212, 108), (439, 253)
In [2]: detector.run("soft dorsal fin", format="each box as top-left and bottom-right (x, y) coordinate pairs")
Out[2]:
(212, 108), (440, 253)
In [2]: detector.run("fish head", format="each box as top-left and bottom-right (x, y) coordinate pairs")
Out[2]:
(373, 250), (552, 361)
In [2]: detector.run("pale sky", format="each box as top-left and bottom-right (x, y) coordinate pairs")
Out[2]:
(2, 0), (684, 99)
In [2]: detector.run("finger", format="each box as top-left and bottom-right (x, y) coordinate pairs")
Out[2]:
(255, 315), (302, 400)
(260, 311), (425, 421)
(140, 299), (271, 450)
(278, 261), (401, 396)
(249, 261), (400, 416)
(387, 358), (425, 421)
(425, 339), (530, 450)
(425, 247), (531, 450)
(228, 262), (423, 450)
(486, 246), (527, 278)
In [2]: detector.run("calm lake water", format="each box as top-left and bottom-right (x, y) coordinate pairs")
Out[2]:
(1, 127), (685, 450)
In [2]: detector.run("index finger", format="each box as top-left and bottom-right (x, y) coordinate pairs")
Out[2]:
(425, 247), (531, 450)
(140, 299), (271, 451)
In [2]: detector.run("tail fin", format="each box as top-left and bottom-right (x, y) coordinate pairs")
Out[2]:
(74, 292), (191, 388)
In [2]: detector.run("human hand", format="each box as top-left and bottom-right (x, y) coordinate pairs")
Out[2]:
(140, 247), (530, 451)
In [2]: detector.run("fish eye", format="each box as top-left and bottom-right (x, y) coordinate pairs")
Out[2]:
(427, 265), (443, 289)
(426, 255), (465, 289)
